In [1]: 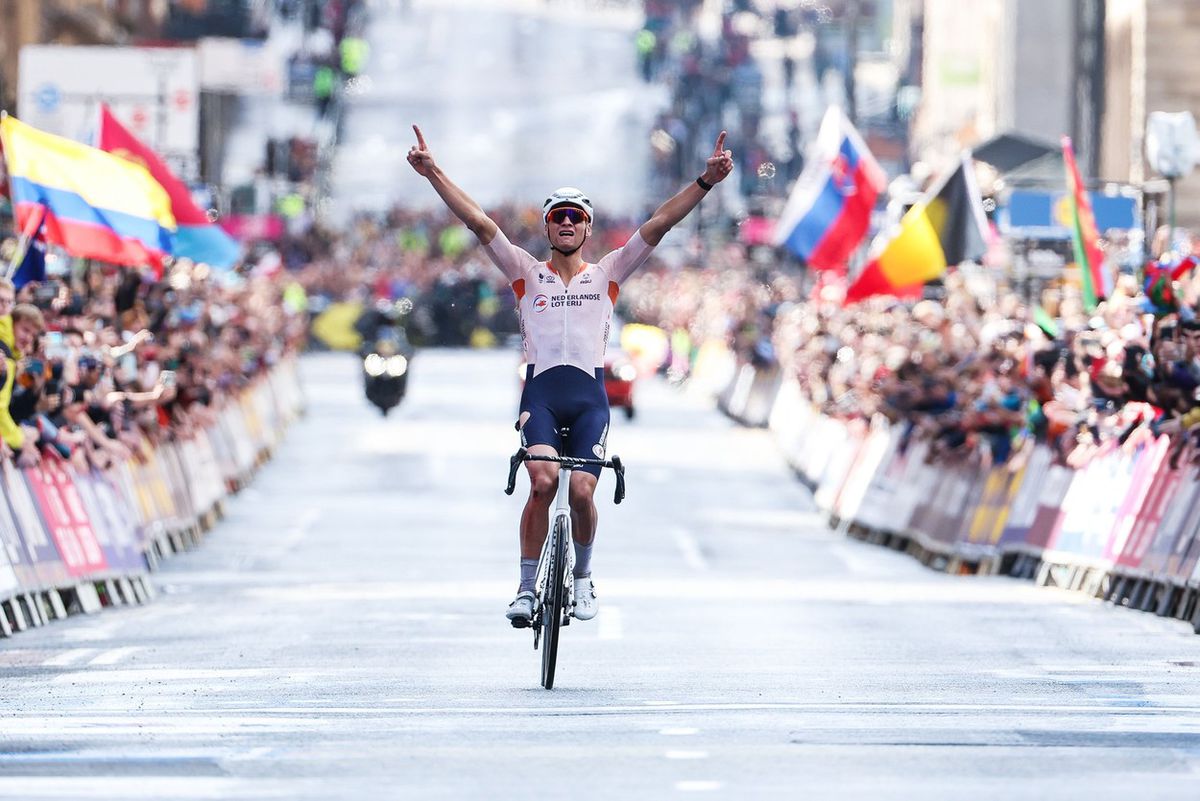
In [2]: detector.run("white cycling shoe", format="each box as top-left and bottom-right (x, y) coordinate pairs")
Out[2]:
(572, 577), (598, 620)
(506, 591), (536, 628)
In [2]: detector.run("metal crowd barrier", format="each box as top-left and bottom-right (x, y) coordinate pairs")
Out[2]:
(0, 357), (306, 637)
(697, 344), (1200, 634)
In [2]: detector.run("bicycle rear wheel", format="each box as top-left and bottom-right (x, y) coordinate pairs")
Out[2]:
(540, 514), (569, 689)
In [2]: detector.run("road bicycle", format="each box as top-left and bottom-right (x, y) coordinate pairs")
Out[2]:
(505, 435), (625, 689)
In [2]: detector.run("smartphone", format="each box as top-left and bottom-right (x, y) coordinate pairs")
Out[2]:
(43, 331), (66, 360)
(33, 283), (58, 305)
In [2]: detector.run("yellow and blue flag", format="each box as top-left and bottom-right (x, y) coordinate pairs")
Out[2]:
(0, 114), (175, 272)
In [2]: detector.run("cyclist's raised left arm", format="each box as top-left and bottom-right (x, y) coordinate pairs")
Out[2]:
(637, 131), (734, 246)
(407, 124), (500, 245)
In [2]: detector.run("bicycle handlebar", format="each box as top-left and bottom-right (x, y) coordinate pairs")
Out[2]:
(504, 447), (626, 504)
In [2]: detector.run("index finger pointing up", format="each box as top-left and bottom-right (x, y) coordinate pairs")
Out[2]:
(712, 130), (727, 157)
(413, 124), (427, 149)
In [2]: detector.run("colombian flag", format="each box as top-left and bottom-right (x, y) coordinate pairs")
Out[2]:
(98, 105), (240, 269)
(0, 114), (175, 272)
(845, 156), (988, 304)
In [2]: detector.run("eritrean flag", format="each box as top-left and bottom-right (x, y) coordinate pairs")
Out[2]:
(97, 105), (240, 269)
(1062, 136), (1106, 312)
(844, 155), (988, 304)
(0, 114), (175, 272)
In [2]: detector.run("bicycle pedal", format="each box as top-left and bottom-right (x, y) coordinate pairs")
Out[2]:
(510, 617), (531, 629)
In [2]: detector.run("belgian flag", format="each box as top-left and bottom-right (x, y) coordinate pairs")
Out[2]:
(845, 155), (989, 304)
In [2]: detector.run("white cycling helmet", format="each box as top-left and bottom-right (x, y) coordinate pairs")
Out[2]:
(542, 187), (594, 223)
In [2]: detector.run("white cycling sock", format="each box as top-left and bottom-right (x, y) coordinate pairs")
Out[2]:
(518, 558), (538, 593)
(573, 540), (593, 579)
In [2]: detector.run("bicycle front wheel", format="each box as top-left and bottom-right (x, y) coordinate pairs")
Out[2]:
(540, 514), (569, 689)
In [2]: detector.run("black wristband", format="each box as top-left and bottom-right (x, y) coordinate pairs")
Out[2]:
(696, 176), (713, 191)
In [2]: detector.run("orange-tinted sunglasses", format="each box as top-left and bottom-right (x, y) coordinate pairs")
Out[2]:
(547, 207), (589, 225)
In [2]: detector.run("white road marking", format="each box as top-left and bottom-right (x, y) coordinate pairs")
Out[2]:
(273, 507), (322, 553)
(659, 727), (700, 736)
(672, 527), (708, 571)
(50, 668), (315, 685)
(664, 750), (709, 760)
(62, 621), (121, 642)
(239, 577), (1093, 606)
(0, 777), (273, 799)
(597, 606), (623, 640)
(88, 647), (142, 666)
(675, 781), (722, 792)
(42, 648), (97, 667)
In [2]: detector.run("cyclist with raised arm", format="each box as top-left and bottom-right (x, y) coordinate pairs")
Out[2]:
(407, 125), (733, 626)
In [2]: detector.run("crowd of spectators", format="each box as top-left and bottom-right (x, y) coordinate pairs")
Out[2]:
(287, 183), (1200, 476)
(620, 230), (1200, 471)
(0, 260), (306, 474)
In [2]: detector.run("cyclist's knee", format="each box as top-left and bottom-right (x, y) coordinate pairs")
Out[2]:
(529, 472), (558, 503)
(568, 472), (597, 508)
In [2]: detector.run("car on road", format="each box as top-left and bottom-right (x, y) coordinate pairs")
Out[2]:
(602, 349), (637, 420)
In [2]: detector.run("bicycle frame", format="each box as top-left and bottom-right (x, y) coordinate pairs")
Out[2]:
(536, 464), (576, 625)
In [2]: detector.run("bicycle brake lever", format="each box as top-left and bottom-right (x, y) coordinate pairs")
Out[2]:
(505, 447), (527, 495)
(611, 455), (625, 504)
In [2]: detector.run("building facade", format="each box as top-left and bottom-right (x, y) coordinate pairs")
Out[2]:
(1101, 0), (1200, 230)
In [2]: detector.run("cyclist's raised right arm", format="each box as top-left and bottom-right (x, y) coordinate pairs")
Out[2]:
(407, 125), (499, 245)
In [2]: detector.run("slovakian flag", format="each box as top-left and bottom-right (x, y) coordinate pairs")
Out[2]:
(844, 155), (988, 304)
(97, 105), (241, 270)
(1062, 136), (1107, 312)
(772, 106), (886, 271)
(0, 114), (175, 272)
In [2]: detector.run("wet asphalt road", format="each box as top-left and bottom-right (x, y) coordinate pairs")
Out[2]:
(3, 350), (1200, 800)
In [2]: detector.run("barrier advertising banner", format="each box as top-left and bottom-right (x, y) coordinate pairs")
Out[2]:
(963, 463), (1026, 554)
(996, 446), (1054, 551)
(1103, 439), (1170, 563)
(1024, 463), (1074, 550)
(2, 459), (70, 589)
(73, 470), (145, 575)
(23, 455), (108, 578)
(1050, 445), (1136, 561)
(853, 428), (908, 532)
(0, 470), (39, 591)
(1163, 470), (1200, 583)
(833, 426), (893, 523)
(1111, 438), (1173, 571)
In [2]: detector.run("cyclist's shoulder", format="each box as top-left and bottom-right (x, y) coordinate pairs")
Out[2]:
(482, 228), (541, 275)
(595, 229), (654, 278)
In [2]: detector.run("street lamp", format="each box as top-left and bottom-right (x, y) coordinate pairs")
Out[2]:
(1145, 110), (1198, 254)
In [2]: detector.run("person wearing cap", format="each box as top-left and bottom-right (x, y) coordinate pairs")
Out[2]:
(408, 124), (733, 627)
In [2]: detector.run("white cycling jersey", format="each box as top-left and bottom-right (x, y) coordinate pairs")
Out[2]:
(482, 228), (655, 378)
